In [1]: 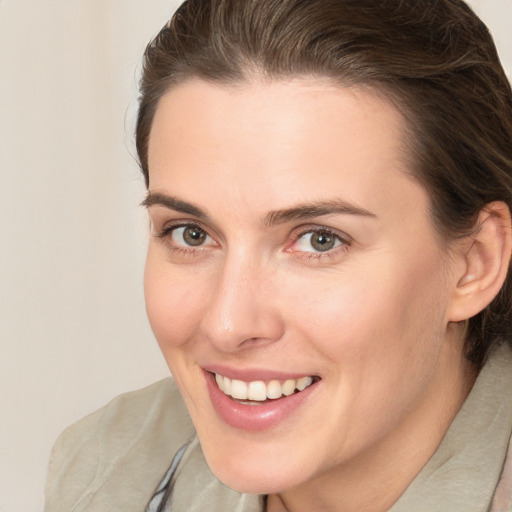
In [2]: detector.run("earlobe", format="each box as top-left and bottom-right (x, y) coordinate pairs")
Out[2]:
(448, 202), (512, 323)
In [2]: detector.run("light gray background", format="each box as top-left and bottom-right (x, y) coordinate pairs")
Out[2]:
(0, 1), (510, 510)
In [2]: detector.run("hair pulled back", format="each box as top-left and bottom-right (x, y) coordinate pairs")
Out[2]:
(136, 0), (512, 365)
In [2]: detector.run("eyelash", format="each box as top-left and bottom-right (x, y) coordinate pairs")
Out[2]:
(156, 222), (214, 256)
(155, 222), (351, 260)
(288, 225), (351, 260)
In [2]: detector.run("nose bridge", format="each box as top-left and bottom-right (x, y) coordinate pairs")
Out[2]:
(199, 247), (282, 350)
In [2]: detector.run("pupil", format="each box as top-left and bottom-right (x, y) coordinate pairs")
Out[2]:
(311, 232), (335, 252)
(184, 227), (206, 246)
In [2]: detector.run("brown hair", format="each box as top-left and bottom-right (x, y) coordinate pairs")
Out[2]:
(136, 0), (512, 365)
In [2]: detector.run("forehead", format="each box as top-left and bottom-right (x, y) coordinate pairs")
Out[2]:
(149, 77), (409, 166)
(147, 78), (427, 226)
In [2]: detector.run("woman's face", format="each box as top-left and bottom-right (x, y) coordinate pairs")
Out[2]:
(144, 78), (464, 494)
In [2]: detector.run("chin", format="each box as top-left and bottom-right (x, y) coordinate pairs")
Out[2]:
(201, 439), (313, 495)
(210, 464), (295, 495)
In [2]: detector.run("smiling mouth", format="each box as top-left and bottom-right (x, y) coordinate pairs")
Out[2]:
(213, 373), (320, 402)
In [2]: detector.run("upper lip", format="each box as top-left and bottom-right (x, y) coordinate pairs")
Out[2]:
(202, 364), (318, 382)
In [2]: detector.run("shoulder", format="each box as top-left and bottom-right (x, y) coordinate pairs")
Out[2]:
(45, 378), (195, 512)
(492, 436), (512, 512)
(489, 344), (512, 511)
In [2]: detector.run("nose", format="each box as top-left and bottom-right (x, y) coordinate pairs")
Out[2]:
(199, 251), (284, 352)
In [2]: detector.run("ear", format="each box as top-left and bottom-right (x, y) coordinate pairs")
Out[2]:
(448, 201), (512, 322)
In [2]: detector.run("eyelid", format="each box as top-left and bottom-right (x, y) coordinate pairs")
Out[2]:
(155, 219), (218, 248)
(290, 224), (352, 244)
(286, 224), (352, 257)
(155, 218), (210, 236)
(152, 218), (351, 258)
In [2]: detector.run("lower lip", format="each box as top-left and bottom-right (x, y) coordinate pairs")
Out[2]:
(204, 371), (318, 431)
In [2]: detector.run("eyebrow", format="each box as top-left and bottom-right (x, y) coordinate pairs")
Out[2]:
(142, 192), (376, 225)
(263, 200), (377, 226)
(141, 192), (207, 218)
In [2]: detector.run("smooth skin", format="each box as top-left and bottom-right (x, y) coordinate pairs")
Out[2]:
(143, 78), (511, 512)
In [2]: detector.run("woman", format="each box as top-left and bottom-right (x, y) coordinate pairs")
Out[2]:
(45, 0), (512, 511)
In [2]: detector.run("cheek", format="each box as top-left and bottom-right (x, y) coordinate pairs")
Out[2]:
(283, 262), (449, 449)
(284, 252), (449, 375)
(143, 248), (208, 351)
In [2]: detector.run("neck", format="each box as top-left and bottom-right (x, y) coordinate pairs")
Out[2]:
(267, 328), (477, 512)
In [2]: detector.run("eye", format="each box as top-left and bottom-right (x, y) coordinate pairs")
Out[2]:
(292, 229), (345, 253)
(168, 224), (213, 247)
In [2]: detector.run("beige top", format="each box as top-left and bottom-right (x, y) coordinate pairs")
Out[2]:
(45, 345), (512, 512)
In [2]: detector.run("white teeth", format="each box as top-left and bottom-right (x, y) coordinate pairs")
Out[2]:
(230, 379), (247, 400)
(248, 381), (267, 401)
(214, 374), (316, 401)
(282, 379), (296, 396)
(215, 373), (223, 391)
(223, 376), (231, 395)
(296, 376), (313, 391)
(267, 380), (282, 399)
